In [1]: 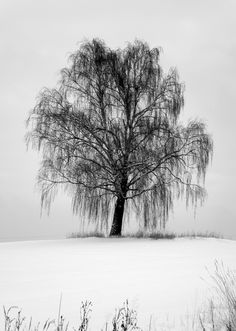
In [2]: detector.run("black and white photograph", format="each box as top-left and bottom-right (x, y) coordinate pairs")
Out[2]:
(0, 0), (236, 329)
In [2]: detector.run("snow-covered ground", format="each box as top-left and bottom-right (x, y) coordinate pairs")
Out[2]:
(0, 238), (236, 330)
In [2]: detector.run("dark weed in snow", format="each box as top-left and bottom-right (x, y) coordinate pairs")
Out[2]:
(3, 301), (139, 331)
(3, 262), (236, 331)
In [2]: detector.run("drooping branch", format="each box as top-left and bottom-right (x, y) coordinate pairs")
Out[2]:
(26, 39), (213, 234)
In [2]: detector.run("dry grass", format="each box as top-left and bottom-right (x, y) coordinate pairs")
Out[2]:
(67, 231), (105, 239)
(3, 301), (140, 331)
(196, 261), (236, 330)
(67, 230), (224, 241)
(3, 270), (236, 331)
(3, 300), (92, 331)
(177, 231), (223, 239)
(123, 230), (176, 240)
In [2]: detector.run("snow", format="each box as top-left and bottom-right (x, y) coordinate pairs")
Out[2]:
(0, 238), (236, 330)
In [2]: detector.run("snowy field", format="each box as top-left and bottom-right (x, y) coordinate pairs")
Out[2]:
(0, 238), (236, 330)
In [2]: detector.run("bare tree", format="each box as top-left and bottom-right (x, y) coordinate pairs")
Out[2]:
(26, 39), (213, 236)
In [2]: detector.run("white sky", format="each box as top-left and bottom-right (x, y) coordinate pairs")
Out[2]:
(0, 0), (236, 240)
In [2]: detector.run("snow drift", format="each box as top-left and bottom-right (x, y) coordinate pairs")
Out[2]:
(0, 238), (235, 329)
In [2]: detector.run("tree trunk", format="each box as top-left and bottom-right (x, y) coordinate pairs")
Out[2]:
(109, 196), (126, 236)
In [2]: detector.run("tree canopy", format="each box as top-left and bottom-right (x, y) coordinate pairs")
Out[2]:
(26, 39), (213, 236)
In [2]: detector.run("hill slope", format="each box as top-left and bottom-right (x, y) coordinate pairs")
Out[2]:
(0, 238), (236, 329)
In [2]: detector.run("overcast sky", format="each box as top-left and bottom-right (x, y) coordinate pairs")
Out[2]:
(0, 0), (236, 241)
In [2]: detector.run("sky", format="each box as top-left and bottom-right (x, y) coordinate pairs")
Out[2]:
(0, 0), (236, 241)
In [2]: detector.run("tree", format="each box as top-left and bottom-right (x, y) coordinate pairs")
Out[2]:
(26, 39), (213, 236)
